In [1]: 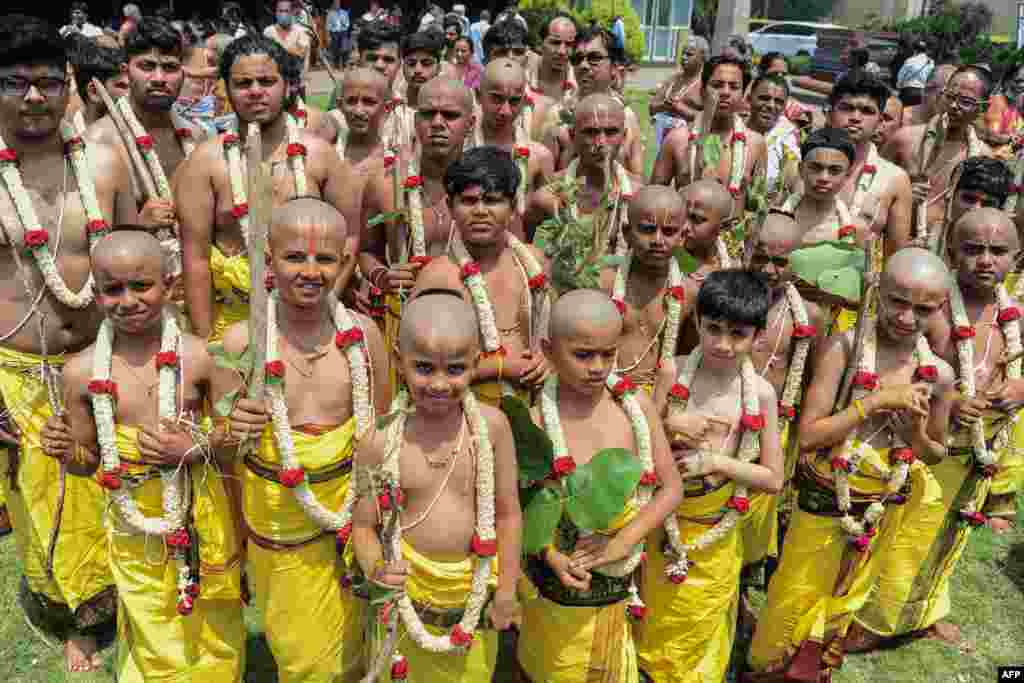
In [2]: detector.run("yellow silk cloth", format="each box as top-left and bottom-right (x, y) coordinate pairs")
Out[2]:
(636, 480), (739, 682)
(748, 443), (923, 676)
(740, 420), (790, 567)
(855, 412), (1024, 637)
(517, 504), (641, 683)
(247, 417), (365, 682)
(830, 307), (858, 334)
(472, 380), (532, 409)
(382, 540), (498, 682)
(0, 347), (112, 612)
(208, 245), (250, 343)
(385, 292), (402, 395)
(109, 426), (245, 682)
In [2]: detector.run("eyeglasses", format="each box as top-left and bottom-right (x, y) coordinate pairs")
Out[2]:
(570, 52), (609, 67)
(942, 91), (983, 111)
(0, 76), (66, 98)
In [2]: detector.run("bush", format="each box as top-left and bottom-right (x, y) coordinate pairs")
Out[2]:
(519, 0), (572, 51)
(573, 0), (645, 63)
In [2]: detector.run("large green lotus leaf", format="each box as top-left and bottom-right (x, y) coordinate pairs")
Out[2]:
(702, 134), (723, 169)
(817, 266), (863, 303)
(789, 241), (865, 288)
(564, 448), (643, 532)
(673, 246), (701, 275)
(501, 396), (555, 488)
(522, 485), (564, 555)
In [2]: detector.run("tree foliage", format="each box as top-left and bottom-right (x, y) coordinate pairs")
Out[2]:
(518, 0), (645, 61)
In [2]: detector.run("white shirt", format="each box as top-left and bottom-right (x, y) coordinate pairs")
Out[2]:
(60, 22), (104, 38)
(764, 116), (801, 191)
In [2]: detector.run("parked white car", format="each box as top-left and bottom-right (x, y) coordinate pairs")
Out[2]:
(748, 21), (848, 58)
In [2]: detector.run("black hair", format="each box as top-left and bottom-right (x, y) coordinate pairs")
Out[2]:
(801, 127), (856, 165)
(949, 64), (994, 100)
(71, 42), (126, 99)
(541, 12), (577, 40)
(955, 156), (1012, 207)
(701, 55), (750, 90)
(575, 26), (625, 65)
(759, 52), (786, 74)
(750, 74), (789, 98)
(828, 70), (890, 112)
(697, 269), (771, 330)
(280, 50), (303, 87)
(454, 36), (473, 51)
(358, 21), (402, 54)
(401, 30), (445, 59)
(848, 48), (870, 69)
(444, 146), (520, 200)
(443, 15), (463, 36)
(219, 34), (291, 83)
(0, 15), (66, 71)
(70, 2), (89, 14)
(124, 17), (183, 59)
(483, 18), (528, 61)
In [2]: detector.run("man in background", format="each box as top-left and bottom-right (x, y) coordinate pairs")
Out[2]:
(61, 2), (104, 39)
(469, 10), (491, 65)
(264, 0), (312, 81)
(327, 0), (351, 68)
(119, 3), (142, 44)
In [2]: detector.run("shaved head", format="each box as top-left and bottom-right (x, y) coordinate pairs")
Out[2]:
(882, 247), (951, 292)
(92, 230), (167, 275)
(418, 76), (475, 113)
(342, 66), (390, 98)
(400, 292), (480, 353)
(628, 185), (683, 225)
(575, 93), (624, 121)
(481, 58), (527, 90)
(550, 289), (623, 341)
(686, 179), (733, 219)
(952, 207), (1020, 248)
(270, 197), (347, 251)
(759, 212), (802, 247)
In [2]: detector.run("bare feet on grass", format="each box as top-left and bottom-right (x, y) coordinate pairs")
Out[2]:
(65, 633), (101, 673)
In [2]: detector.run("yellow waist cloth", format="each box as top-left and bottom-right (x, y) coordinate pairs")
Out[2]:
(741, 420), (789, 567)
(0, 346), (112, 611)
(208, 244), (251, 342)
(808, 439), (907, 497)
(472, 380), (532, 409)
(245, 417), (356, 543)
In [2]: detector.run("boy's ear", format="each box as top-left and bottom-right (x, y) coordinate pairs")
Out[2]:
(540, 337), (553, 360)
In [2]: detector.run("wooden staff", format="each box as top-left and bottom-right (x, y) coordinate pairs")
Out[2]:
(911, 113), (947, 246)
(934, 161), (965, 258)
(836, 233), (878, 414)
(245, 123), (271, 404)
(359, 479), (402, 683)
(91, 79), (159, 203)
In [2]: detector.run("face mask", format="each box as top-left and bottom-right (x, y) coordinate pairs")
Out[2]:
(277, 13), (293, 27)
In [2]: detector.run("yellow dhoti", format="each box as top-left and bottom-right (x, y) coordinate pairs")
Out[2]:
(110, 426), (245, 682)
(246, 419), (365, 682)
(747, 443), (921, 679)
(209, 245), (250, 343)
(381, 540), (498, 682)
(740, 421), (790, 568)
(856, 413), (1024, 637)
(473, 380), (532, 409)
(637, 482), (741, 682)
(0, 347), (114, 636)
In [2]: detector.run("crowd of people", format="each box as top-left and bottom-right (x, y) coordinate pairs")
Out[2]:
(0, 4), (1020, 683)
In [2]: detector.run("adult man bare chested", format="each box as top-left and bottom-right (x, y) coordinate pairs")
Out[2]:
(67, 41), (130, 132)
(0, 15), (136, 672)
(331, 67), (391, 171)
(903, 63), (956, 128)
(531, 14), (577, 102)
(176, 34), (362, 340)
(483, 18), (556, 144)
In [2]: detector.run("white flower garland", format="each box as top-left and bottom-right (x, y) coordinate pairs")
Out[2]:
(0, 131), (96, 309)
(777, 283), (814, 421)
(401, 154), (428, 259)
(90, 310), (198, 614)
(285, 114), (308, 196)
(329, 110), (348, 161)
(380, 388), (496, 654)
(661, 351), (761, 582)
(291, 97), (308, 129)
(915, 116), (982, 246)
(540, 371), (654, 618)
(263, 292), (373, 538)
(610, 250), (685, 369)
(688, 112), (746, 198)
(564, 158), (633, 256)
(779, 192), (857, 243)
(62, 126), (113, 247)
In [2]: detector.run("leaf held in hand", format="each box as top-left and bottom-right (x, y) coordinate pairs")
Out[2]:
(214, 389), (240, 417)
(367, 211), (405, 227)
(522, 485), (565, 555)
(702, 134), (723, 170)
(672, 246), (701, 275)
(564, 448), (643, 532)
(501, 396), (555, 488)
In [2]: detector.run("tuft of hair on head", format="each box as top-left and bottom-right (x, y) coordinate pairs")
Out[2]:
(686, 179), (733, 221)
(882, 247), (952, 292)
(70, 41), (126, 99)
(801, 127), (856, 166)
(445, 145), (520, 200)
(951, 206), (1019, 248)
(955, 156), (1012, 207)
(0, 15), (65, 71)
(701, 55), (750, 91)
(575, 92), (625, 120)
(401, 29), (445, 59)
(399, 291), (481, 352)
(342, 66), (389, 98)
(124, 16), (183, 58)
(481, 57), (526, 90)
(628, 185), (683, 225)
(697, 269), (771, 330)
(418, 76), (475, 113)
(549, 289), (623, 341)
(92, 229), (170, 276)
(219, 33), (290, 84)
(270, 196), (348, 244)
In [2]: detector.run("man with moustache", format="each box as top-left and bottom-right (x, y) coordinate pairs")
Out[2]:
(746, 74), (800, 197)
(68, 41), (130, 132)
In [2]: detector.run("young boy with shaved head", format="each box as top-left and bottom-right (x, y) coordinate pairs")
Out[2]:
(747, 248), (957, 682)
(517, 289), (683, 683)
(637, 270), (782, 682)
(847, 208), (1024, 651)
(44, 230), (245, 681)
(351, 292), (522, 681)
(223, 198), (390, 681)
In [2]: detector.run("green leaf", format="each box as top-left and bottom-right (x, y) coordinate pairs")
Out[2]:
(817, 266), (864, 303)
(208, 342), (255, 374)
(376, 406), (415, 430)
(214, 389), (239, 418)
(522, 485), (565, 555)
(564, 448), (643, 532)
(789, 241), (865, 290)
(367, 581), (401, 606)
(501, 396), (554, 488)
(367, 211), (405, 228)
(702, 134), (723, 170)
(673, 246), (701, 275)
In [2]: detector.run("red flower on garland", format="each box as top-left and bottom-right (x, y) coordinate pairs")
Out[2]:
(265, 272), (276, 291)
(222, 133), (240, 145)
(231, 203), (249, 219)
(0, 148), (18, 163)
(471, 533), (498, 557)
(551, 456), (576, 478)
(155, 351), (179, 369)
(731, 131), (747, 144)
(403, 175), (423, 190)
(838, 224), (856, 238)
(65, 135), (84, 149)
(727, 496), (750, 514)
(831, 455), (853, 473)
(689, 131), (699, 142)
(409, 255), (433, 267)
(378, 487), (405, 510)
(792, 324), (817, 339)
(135, 135), (154, 149)
(293, 107), (308, 119)
(265, 360), (286, 381)
(998, 307), (1021, 323)
(853, 371), (879, 390)
(186, 583), (201, 598)
(24, 229), (49, 248)
(86, 219), (110, 235)
(853, 534), (873, 552)
(667, 286), (685, 302)
(668, 571), (687, 585)
(639, 470), (659, 486)
(286, 142), (307, 158)
(525, 94), (535, 107)
(741, 412), (765, 432)
(450, 624), (474, 647)
(628, 604), (647, 620)
(166, 528), (191, 548)
(562, 80), (574, 91)
(98, 471), (122, 490)
(960, 509), (987, 527)
(952, 325), (976, 340)
(778, 402), (797, 420)
(980, 463), (1000, 478)
(391, 657), (409, 680)
(728, 184), (741, 198)
(175, 127), (192, 139)
(613, 299), (626, 316)
(279, 467), (306, 488)
(528, 273), (547, 290)
(891, 447), (914, 464)
(862, 164), (877, 175)
(1012, 183), (1024, 195)
(88, 379), (118, 399)
(383, 154), (397, 168)
(914, 365), (938, 383)
(612, 376), (636, 397)
(335, 328), (365, 350)
(461, 261), (481, 279)
(177, 597), (194, 615)
(336, 522), (352, 548)
(514, 145), (530, 159)
(669, 384), (690, 402)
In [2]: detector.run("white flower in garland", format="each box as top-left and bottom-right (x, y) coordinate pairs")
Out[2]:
(285, 114), (309, 196)
(661, 351), (762, 583)
(779, 191), (858, 243)
(329, 110), (348, 161)
(402, 154), (428, 260)
(90, 310), (199, 614)
(687, 112), (747, 199)
(610, 249), (686, 371)
(263, 292), (373, 543)
(777, 283), (815, 421)
(377, 389), (496, 656)
(61, 125), (113, 248)
(291, 97), (309, 129)
(564, 158), (633, 256)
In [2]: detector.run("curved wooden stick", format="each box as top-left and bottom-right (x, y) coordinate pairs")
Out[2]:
(91, 78), (158, 202)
